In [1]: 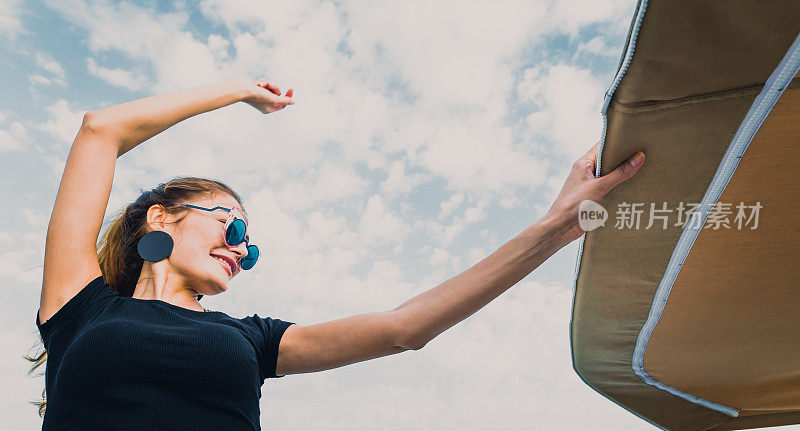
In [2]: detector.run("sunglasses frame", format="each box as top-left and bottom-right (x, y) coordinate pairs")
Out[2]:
(174, 203), (259, 270)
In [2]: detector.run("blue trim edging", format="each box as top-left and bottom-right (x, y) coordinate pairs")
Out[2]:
(631, 31), (800, 418)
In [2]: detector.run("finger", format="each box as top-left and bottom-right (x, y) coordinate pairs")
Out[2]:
(575, 142), (600, 178)
(285, 88), (293, 98)
(596, 150), (645, 193)
(266, 82), (281, 95)
(582, 156), (596, 177)
(573, 141), (600, 176)
(580, 141), (599, 159)
(256, 79), (272, 91)
(580, 141), (600, 164)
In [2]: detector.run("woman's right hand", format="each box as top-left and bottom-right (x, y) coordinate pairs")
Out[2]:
(235, 77), (295, 114)
(544, 142), (646, 245)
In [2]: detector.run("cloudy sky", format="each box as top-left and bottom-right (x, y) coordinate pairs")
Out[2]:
(0, 0), (702, 429)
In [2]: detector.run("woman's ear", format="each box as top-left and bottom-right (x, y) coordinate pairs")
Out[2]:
(145, 204), (173, 231)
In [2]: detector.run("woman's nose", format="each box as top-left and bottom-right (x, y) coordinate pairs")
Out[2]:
(227, 241), (248, 259)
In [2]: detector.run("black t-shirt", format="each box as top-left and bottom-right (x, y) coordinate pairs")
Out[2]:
(36, 275), (295, 431)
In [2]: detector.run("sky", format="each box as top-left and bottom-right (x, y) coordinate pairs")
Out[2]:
(1, 0), (773, 430)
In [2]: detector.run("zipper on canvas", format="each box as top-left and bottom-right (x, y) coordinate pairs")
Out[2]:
(573, 0), (649, 283)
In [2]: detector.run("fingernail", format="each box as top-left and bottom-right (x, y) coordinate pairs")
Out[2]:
(630, 151), (645, 167)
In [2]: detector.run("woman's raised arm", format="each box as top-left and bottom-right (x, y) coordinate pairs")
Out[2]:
(92, 77), (294, 156)
(39, 77), (293, 326)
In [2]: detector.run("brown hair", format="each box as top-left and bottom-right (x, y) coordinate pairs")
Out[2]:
(24, 176), (246, 417)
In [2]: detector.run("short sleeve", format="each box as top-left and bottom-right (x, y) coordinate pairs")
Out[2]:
(239, 314), (295, 380)
(36, 275), (117, 349)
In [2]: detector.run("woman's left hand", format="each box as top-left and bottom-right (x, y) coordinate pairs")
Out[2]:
(544, 142), (646, 244)
(238, 77), (295, 114)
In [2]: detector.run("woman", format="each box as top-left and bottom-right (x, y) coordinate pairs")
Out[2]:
(28, 76), (645, 430)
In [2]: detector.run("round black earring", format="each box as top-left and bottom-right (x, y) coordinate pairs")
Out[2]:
(137, 230), (174, 262)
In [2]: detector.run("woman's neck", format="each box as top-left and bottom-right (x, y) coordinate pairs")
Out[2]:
(134, 262), (205, 312)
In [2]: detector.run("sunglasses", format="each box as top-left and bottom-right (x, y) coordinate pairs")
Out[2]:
(174, 203), (259, 270)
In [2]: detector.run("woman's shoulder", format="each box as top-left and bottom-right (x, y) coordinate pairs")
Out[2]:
(36, 274), (119, 345)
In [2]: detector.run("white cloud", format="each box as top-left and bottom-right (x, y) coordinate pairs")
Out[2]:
(28, 53), (67, 87)
(243, 185), (305, 252)
(518, 63), (605, 158)
(0, 243), (34, 278)
(0, 0), (24, 38)
(0, 224), (45, 284)
(419, 195), (492, 247)
(426, 246), (455, 268)
(34, 52), (65, 80)
(575, 36), (620, 58)
(43, 0), (220, 91)
(379, 159), (431, 196)
(498, 195), (522, 210)
(86, 58), (148, 91)
(21, 208), (49, 231)
(547, 0), (635, 37)
(34, 99), (90, 177)
(252, 162), (368, 214)
(359, 194), (410, 245)
(0, 130), (22, 152)
(536, 168), (574, 216)
(206, 34), (230, 62)
(43, 0), (183, 58)
(441, 197), (490, 245)
(9, 121), (27, 139)
(192, 0), (577, 194)
(438, 193), (465, 220)
(416, 119), (549, 192)
(28, 74), (65, 87)
(312, 163), (369, 203)
(37, 0), (593, 198)
(340, 0), (548, 105)
(306, 211), (349, 247)
(37, 99), (86, 146)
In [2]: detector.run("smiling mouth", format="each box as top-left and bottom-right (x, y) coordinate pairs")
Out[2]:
(212, 257), (233, 276)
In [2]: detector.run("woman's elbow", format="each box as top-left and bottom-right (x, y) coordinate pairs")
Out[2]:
(80, 110), (105, 134)
(390, 310), (430, 351)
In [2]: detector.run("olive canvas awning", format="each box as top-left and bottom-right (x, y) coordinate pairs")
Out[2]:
(571, 1), (800, 430)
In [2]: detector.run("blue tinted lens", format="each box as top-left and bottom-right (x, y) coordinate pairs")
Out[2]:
(241, 245), (259, 270)
(226, 218), (247, 246)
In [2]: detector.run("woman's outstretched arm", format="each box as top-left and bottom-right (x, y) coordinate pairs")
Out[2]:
(275, 143), (645, 375)
(393, 143), (646, 349)
(39, 77), (292, 325)
(392, 212), (571, 349)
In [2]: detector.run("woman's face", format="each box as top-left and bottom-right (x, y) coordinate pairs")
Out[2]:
(151, 193), (250, 297)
